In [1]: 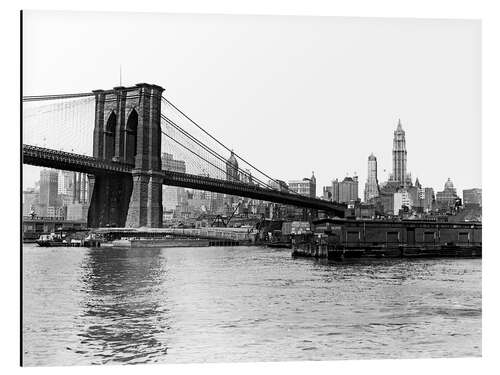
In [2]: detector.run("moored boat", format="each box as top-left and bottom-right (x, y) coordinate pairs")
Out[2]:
(36, 233), (67, 247)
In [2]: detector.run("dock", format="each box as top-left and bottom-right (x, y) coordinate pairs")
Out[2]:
(92, 227), (257, 248)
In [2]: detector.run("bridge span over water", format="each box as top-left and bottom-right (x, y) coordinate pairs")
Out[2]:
(23, 83), (345, 228)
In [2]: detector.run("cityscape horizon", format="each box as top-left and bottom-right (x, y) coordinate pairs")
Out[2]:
(23, 116), (481, 205)
(20, 10), (482, 368)
(22, 12), (481, 197)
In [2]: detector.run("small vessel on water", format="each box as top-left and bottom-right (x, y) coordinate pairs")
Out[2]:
(35, 231), (102, 247)
(36, 233), (67, 247)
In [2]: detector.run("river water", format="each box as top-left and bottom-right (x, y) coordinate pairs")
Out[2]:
(22, 244), (481, 366)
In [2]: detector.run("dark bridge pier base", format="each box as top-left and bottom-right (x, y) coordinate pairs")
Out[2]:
(87, 173), (133, 228)
(125, 171), (163, 228)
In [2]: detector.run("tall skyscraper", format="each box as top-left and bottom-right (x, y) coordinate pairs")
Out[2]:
(58, 170), (74, 195)
(226, 151), (239, 181)
(161, 153), (187, 212)
(39, 169), (59, 216)
(415, 178), (424, 199)
(389, 119), (412, 188)
(224, 151), (240, 213)
(331, 176), (359, 204)
(331, 179), (340, 202)
(364, 153), (380, 202)
(339, 176), (358, 204)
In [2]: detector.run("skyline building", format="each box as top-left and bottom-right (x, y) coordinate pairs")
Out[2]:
(323, 186), (333, 200)
(39, 169), (60, 216)
(161, 153), (187, 213)
(288, 173), (317, 198)
(288, 173), (317, 220)
(388, 119), (412, 188)
(436, 178), (459, 209)
(393, 190), (411, 215)
(415, 178), (424, 199)
(364, 153), (380, 202)
(269, 179), (289, 192)
(66, 172), (89, 221)
(224, 151), (240, 213)
(463, 188), (482, 207)
(162, 152), (187, 174)
(58, 170), (74, 195)
(423, 187), (435, 211)
(339, 176), (358, 204)
(331, 176), (359, 204)
(23, 188), (39, 216)
(56, 170), (89, 206)
(240, 168), (255, 185)
(226, 151), (239, 182)
(72, 172), (88, 204)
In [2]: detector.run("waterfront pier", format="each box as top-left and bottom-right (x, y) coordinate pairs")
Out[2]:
(93, 226), (256, 247)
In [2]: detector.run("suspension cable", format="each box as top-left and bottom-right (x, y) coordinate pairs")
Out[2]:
(161, 128), (235, 182)
(22, 92), (95, 102)
(162, 115), (277, 191)
(161, 96), (301, 196)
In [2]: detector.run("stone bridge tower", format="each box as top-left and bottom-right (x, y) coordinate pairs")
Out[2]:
(88, 83), (164, 228)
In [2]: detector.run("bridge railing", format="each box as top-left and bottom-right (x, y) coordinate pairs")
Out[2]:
(162, 170), (346, 213)
(23, 144), (134, 173)
(23, 145), (346, 214)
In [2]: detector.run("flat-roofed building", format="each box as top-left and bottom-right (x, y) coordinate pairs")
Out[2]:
(463, 188), (482, 207)
(288, 173), (316, 198)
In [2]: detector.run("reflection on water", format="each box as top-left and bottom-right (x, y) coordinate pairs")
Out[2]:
(76, 248), (170, 364)
(22, 245), (481, 366)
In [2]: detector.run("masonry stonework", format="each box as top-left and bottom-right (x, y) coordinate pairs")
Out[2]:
(88, 83), (164, 228)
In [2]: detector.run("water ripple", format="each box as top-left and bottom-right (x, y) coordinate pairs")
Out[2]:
(22, 245), (481, 365)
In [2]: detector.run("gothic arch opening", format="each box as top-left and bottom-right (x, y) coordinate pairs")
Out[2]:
(124, 109), (138, 164)
(104, 112), (116, 160)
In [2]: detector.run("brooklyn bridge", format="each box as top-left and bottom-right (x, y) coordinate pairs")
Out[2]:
(22, 83), (345, 228)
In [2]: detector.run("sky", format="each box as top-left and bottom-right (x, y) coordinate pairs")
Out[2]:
(22, 11), (481, 196)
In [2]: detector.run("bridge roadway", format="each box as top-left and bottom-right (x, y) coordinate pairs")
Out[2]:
(23, 144), (346, 215)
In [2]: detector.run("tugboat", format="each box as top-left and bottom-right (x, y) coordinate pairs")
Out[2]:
(36, 232), (67, 247)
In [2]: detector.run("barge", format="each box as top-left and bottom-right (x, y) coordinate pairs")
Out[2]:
(292, 218), (482, 260)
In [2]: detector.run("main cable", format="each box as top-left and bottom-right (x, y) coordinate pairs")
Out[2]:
(161, 128), (236, 182)
(22, 92), (94, 102)
(161, 96), (301, 196)
(161, 115), (277, 191)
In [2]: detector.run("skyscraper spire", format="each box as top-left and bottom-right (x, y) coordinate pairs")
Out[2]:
(390, 119), (410, 187)
(415, 177), (421, 188)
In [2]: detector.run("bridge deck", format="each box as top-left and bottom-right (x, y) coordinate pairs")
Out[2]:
(23, 144), (346, 215)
